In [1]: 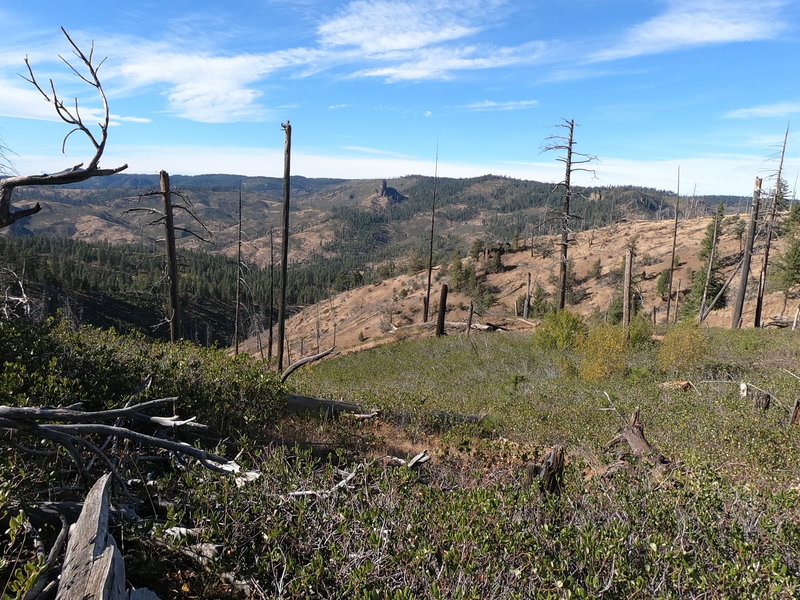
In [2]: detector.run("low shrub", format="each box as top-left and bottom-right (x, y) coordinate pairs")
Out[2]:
(0, 317), (284, 436)
(579, 324), (628, 381)
(657, 322), (709, 375)
(533, 309), (587, 352)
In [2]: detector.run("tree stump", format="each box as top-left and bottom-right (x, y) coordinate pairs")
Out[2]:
(753, 391), (771, 412)
(605, 408), (672, 480)
(790, 400), (800, 427)
(524, 445), (565, 495)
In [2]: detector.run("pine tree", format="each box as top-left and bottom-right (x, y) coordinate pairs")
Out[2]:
(685, 203), (726, 317)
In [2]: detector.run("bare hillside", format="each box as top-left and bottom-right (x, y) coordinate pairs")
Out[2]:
(241, 214), (794, 358)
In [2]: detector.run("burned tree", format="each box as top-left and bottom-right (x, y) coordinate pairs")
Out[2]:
(276, 121), (292, 372)
(543, 119), (596, 310)
(754, 125), (790, 327)
(0, 28), (127, 230)
(123, 171), (212, 342)
(731, 177), (763, 328)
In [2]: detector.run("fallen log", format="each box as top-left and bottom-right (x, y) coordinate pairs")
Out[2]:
(281, 346), (335, 382)
(57, 474), (159, 600)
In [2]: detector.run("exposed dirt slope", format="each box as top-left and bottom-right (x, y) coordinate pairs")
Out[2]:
(241, 214), (795, 359)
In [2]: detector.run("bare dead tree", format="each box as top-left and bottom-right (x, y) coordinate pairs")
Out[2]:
(543, 119), (596, 310)
(277, 121), (292, 372)
(234, 186), (243, 354)
(665, 168), (680, 323)
(0, 27), (128, 230)
(754, 124), (790, 327)
(268, 227), (275, 361)
(698, 206), (720, 322)
(123, 171), (212, 342)
(623, 245), (633, 330)
(731, 177), (763, 328)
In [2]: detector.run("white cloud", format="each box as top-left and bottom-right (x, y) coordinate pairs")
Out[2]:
(352, 41), (547, 82)
(341, 145), (416, 159)
(317, 0), (482, 53)
(0, 2), (545, 124)
(461, 99), (538, 112)
(725, 101), (800, 119)
(591, 0), (785, 62)
(0, 79), (150, 125)
(0, 81), (59, 121)
(109, 44), (323, 123)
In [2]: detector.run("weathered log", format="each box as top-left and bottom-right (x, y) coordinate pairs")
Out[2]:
(280, 346), (335, 382)
(57, 474), (160, 600)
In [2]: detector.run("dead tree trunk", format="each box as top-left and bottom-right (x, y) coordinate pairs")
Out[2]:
(755, 125), (790, 327)
(161, 171), (181, 343)
(732, 177), (763, 328)
(557, 122), (574, 311)
(623, 246), (633, 330)
(277, 122), (292, 372)
(435, 284), (448, 337)
(234, 186), (243, 355)
(666, 169), (680, 323)
(698, 210), (720, 322)
(523, 272), (531, 319)
(543, 119), (595, 310)
(605, 408), (672, 480)
(423, 149), (439, 323)
(268, 228), (274, 362)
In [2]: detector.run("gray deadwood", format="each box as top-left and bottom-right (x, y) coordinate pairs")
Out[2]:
(57, 474), (160, 600)
(605, 408), (672, 480)
(0, 28), (127, 230)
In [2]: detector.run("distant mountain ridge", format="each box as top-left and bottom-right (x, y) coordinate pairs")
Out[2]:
(7, 172), (748, 277)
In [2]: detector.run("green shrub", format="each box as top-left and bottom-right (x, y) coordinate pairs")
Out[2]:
(628, 313), (655, 348)
(657, 322), (709, 375)
(579, 324), (628, 381)
(533, 310), (587, 351)
(0, 317), (285, 436)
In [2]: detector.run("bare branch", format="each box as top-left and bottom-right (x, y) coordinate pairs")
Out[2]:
(1, 28), (127, 229)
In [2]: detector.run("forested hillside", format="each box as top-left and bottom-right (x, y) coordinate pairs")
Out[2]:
(2, 173), (751, 344)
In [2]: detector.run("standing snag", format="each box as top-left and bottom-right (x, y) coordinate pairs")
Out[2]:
(0, 28), (127, 230)
(542, 119), (596, 310)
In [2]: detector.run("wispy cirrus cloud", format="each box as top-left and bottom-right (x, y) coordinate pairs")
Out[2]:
(352, 41), (548, 82)
(591, 0), (785, 62)
(461, 99), (538, 112)
(318, 0), (483, 53)
(341, 145), (416, 159)
(725, 101), (800, 119)
(87, 1), (541, 121)
(0, 78), (150, 124)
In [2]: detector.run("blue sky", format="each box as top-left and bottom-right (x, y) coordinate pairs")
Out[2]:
(0, 0), (798, 195)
